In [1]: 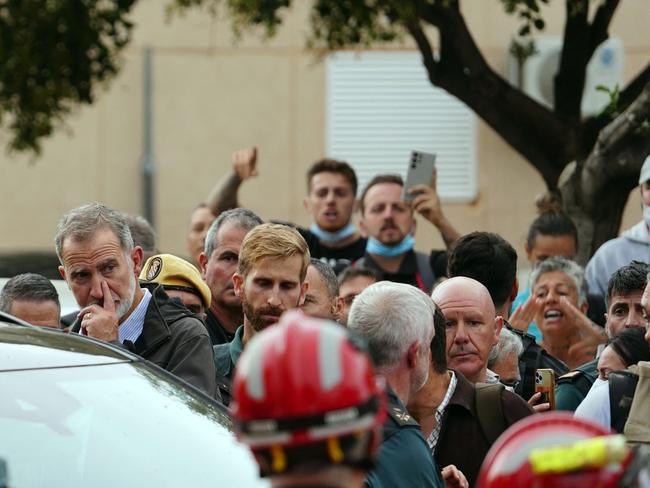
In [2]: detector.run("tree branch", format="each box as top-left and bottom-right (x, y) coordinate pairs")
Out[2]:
(432, 0), (459, 13)
(580, 80), (650, 211)
(562, 81), (650, 259)
(416, 3), (573, 188)
(588, 0), (620, 55)
(578, 61), (650, 159)
(590, 81), (650, 162)
(555, 0), (590, 121)
(619, 61), (650, 109)
(404, 20), (440, 84)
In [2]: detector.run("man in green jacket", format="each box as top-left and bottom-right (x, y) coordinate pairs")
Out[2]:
(213, 222), (310, 404)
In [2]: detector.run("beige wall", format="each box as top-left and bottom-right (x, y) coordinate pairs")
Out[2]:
(1, 0), (648, 272)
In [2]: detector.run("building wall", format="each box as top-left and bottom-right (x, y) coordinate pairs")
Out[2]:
(1, 0), (648, 273)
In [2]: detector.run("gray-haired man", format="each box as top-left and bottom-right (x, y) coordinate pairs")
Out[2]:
(57, 203), (217, 397)
(348, 281), (444, 488)
(198, 208), (263, 345)
(300, 259), (343, 320)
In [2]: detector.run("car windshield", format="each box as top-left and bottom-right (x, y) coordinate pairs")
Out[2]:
(0, 361), (266, 488)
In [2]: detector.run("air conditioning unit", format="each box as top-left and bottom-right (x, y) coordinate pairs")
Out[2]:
(507, 37), (624, 116)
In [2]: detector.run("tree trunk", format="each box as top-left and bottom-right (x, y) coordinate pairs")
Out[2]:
(412, 3), (650, 264)
(560, 166), (637, 265)
(560, 80), (650, 265)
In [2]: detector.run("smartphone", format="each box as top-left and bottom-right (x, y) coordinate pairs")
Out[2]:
(402, 151), (436, 201)
(535, 368), (556, 410)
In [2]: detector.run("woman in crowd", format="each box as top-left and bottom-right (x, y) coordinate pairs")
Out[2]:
(509, 194), (578, 341)
(597, 327), (650, 380)
(528, 256), (605, 369)
(574, 325), (650, 432)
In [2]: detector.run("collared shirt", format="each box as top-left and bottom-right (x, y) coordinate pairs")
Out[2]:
(213, 325), (245, 406)
(213, 325), (245, 381)
(227, 325), (244, 370)
(119, 288), (152, 344)
(427, 370), (458, 451)
(484, 368), (500, 384)
(434, 370), (534, 487)
(485, 368), (517, 393)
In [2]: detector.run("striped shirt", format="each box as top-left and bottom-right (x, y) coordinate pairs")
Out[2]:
(427, 370), (458, 452)
(119, 288), (152, 344)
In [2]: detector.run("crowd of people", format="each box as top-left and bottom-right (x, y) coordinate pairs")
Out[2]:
(2, 148), (650, 487)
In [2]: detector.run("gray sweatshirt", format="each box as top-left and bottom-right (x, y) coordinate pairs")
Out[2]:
(585, 221), (650, 297)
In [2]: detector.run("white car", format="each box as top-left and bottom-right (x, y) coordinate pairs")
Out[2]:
(0, 314), (267, 488)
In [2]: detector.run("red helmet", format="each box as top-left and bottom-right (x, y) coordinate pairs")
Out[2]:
(231, 310), (386, 476)
(477, 412), (639, 488)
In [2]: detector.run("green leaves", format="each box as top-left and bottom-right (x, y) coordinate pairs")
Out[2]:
(0, 0), (136, 154)
(499, 0), (548, 41)
(170, 0), (411, 50)
(595, 83), (620, 118)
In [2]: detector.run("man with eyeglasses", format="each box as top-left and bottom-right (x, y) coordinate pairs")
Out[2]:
(336, 266), (380, 325)
(487, 328), (525, 390)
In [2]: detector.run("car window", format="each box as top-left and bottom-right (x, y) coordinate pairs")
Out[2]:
(0, 362), (267, 488)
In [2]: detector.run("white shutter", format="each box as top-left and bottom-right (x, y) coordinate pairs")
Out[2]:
(326, 51), (477, 202)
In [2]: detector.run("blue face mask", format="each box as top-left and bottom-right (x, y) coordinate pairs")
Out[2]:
(310, 222), (357, 243)
(366, 235), (415, 257)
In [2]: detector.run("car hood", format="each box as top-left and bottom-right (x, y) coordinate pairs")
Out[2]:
(0, 324), (134, 371)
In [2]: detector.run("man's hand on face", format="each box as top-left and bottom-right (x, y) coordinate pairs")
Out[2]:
(79, 281), (119, 342)
(232, 146), (258, 181)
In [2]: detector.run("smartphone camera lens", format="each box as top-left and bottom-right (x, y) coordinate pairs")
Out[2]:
(411, 163), (416, 169)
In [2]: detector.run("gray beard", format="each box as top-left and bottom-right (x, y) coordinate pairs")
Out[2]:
(115, 271), (137, 320)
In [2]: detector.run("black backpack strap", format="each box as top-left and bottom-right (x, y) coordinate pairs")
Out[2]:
(475, 383), (506, 445)
(515, 331), (541, 399)
(609, 371), (639, 433)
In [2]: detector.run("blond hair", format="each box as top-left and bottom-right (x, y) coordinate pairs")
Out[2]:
(238, 223), (310, 281)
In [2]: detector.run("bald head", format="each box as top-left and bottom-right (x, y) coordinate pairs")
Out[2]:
(432, 276), (502, 383)
(432, 277), (496, 318)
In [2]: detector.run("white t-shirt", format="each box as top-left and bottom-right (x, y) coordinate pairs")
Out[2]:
(574, 377), (611, 428)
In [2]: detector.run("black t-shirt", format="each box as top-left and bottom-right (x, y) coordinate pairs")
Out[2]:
(360, 249), (448, 294)
(298, 227), (367, 274)
(362, 251), (423, 290)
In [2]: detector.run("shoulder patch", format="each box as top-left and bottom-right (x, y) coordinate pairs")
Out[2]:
(388, 405), (419, 427)
(558, 370), (583, 381)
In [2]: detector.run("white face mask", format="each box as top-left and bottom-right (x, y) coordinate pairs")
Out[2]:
(644, 205), (650, 228)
